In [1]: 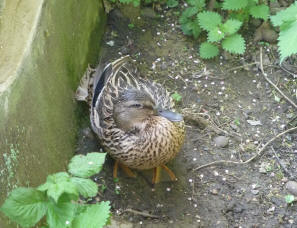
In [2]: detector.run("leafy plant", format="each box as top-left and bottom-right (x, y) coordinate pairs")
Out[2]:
(198, 11), (245, 58)
(167, 0), (179, 8)
(179, 0), (205, 39)
(171, 91), (182, 102)
(119, 0), (140, 7)
(0, 153), (110, 228)
(285, 194), (295, 204)
(270, 2), (297, 62)
(180, 0), (270, 59)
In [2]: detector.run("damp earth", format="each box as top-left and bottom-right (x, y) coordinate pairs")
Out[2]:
(76, 6), (297, 228)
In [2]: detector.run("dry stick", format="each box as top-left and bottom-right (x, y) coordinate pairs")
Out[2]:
(227, 62), (259, 72)
(193, 126), (297, 171)
(270, 146), (291, 177)
(124, 208), (160, 219)
(259, 47), (297, 110)
(280, 63), (297, 78)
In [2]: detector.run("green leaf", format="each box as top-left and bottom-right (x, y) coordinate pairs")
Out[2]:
(181, 7), (199, 19)
(270, 2), (297, 27)
(119, 0), (140, 6)
(222, 0), (248, 10)
(192, 22), (202, 39)
(198, 11), (222, 31)
(187, 0), (206, 9)
(167, 0), (178, 8)
(0, 188), (47, 227)
(128, 23), (134, 29)
(199, 42), (219, 59)
(221, 19), (242, 35)
(285, 194), (295, 204)
(70, 177), (98, 198)
(46, 200), (76, 228)
(171, 92), (182, 102)
(207, 27), (225, 42)
(68, 152), (106, 178)
(38, 172), (78, 203)
(249, 4), (269, 20)
(72, 202), (111, 228)
(222, 34), (245, 54)
(277, 20), (297, 62)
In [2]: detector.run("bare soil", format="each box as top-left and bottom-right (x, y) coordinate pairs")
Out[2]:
(76, 5), (297, 228)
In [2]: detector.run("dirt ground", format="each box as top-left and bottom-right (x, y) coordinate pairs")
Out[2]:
(76, 5), (297, 228)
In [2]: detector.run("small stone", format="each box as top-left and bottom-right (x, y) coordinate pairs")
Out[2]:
(230, 123), (239, 131)
(286, 181), (297, 196)
(214, 136), (229, 148)
(161, 62), (167, 70)
(211, 189), (218, 195)
(141, 7), (156, 18)
(251, 189), (259, 195)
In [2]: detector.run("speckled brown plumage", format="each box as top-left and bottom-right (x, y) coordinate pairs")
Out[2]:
(77, 55), (185, 172)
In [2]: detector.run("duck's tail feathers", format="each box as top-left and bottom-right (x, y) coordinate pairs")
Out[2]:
(75, 65), (96, 106)
(75, 55), (131, 107)
(92, 55), (130, 107)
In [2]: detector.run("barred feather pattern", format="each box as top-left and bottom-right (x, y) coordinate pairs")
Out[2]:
(90, 56), (185, 170)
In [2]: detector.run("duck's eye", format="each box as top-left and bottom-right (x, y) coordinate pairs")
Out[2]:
(130, 104), (142, 108)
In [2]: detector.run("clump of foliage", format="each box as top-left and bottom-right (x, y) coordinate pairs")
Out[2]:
(270, 2), (297, 62)
(108, 0), (297, 62)
(180, 0), (270, 59)
(109, 0), (177, 8)
(0, 153), (110, 228)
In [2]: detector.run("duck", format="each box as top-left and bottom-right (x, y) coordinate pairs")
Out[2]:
(76, 55), (185, 184)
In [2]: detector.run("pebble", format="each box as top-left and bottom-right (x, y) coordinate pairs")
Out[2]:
(286, 181), (297, 196)
(214, 136), (229, 148)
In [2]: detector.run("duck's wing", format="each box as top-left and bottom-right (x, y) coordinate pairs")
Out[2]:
(91, 55), (140, 136)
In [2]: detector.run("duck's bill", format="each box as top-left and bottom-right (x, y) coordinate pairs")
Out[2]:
(157, 109), (183, 122)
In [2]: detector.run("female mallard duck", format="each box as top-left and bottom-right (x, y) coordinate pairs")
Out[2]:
(76, 56), (185, 184)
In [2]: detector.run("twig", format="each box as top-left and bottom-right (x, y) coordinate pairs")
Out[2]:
(227, 62), (259, 72)
(259, 47), (297, 110)
(193, 126), (297, 171)
(123, 208), (160, 219)
(280, 63), (297, 78)
(270, 146), (291, 177)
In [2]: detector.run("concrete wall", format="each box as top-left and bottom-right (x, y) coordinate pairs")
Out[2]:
(0, 0), (105, 227)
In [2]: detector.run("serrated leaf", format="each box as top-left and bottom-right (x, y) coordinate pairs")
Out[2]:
(180, 19), (201, 38)
(72, 202), (111, 228)
(167, 0), (178, 8)
(270, 2), (297, 27)
(221, 19), (242, 35)
(38, 172), (78, 203)
(182, 7), (199, 19)
(198, 11), (222, 31)
(70, 177), (98, 198)
(285, 194), (295, 204)
(187, 0), (206, 9)
(222, 0), (248, 10)
(222, 34), (245, 54)
(277, 20), (297, 62)
(192, 23), (202, 39)
(0, 188), (47, 227)
(199, 42), (219, 59)
(119, 0), (140, 6)
(249, 4), (269, 20)
(68, 153), (106, 178)
(207, 27), (225, 42)
(46, 200), (76, 228)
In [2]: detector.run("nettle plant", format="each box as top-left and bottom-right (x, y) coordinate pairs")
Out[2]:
(180, 0), (270, 59)
(0, 153), (110, 228)
(270, 2), (297, 62)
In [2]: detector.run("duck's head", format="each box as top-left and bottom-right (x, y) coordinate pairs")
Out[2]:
(113, 89), (183, 132)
